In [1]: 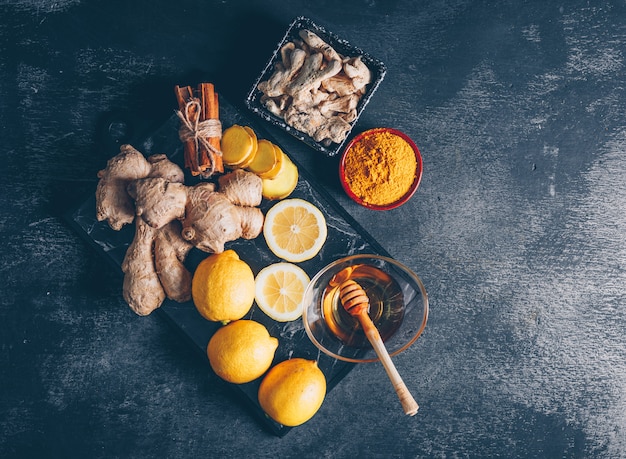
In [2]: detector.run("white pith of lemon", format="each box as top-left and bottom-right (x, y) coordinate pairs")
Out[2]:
(263, 198), (327, 262)
(255, 263), (310, 322)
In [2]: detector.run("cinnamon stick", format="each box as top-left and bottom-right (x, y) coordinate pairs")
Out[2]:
(199, 83), (223, 174)
(174, 83), (223, 177)
(174, 85), (198, 173)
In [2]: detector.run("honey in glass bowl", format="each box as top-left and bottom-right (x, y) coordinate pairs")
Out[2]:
(302, 254), (429, 363)
(322, 263), (405, 348)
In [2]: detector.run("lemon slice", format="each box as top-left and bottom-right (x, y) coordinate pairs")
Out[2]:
(255, 263), (311, 322)
(263, 198), (327, 262)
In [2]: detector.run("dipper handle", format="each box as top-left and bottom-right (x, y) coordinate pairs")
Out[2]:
(358, 312), (419, 416)
(338, 279), (419, 416)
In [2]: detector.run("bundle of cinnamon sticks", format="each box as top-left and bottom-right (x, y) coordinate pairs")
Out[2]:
(174, 83), (224, 178)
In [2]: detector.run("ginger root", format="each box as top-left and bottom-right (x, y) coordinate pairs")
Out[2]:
(96, 145), (264, 316)
(121, 217), (166, 315)
(96, 145), (153, 230)
(96, 146), (192, 315)
(181, 179), (264, 253)
(217, 168), (263, 207)
(128, 177), (188, 229)
(154, 220), (193, 303)
(257, 29), (372, 146)
(96, 148), (185, 231)
(129, 170), (264, 254)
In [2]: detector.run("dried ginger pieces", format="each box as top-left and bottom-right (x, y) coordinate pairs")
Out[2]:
(257, 29), (372, 146)
(95, 144), (264, 316)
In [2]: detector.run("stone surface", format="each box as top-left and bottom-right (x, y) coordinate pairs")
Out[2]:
(1, 1), (625, 457)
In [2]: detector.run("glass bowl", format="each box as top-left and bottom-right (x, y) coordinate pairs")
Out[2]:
(302, 254), (429, 363)
(339, 128), (423, 210)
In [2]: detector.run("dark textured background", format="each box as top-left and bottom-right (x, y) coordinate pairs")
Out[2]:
(2, 1), (625, 457)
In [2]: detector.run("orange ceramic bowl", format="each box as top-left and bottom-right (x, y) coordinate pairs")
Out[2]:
(339, 128), (423, 210)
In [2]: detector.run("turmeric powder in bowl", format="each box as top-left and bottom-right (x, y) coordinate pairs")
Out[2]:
(339, 128), (422, 210)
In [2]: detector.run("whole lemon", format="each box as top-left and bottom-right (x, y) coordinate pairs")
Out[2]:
(258, 358), (326, 426)
(192, 250), (255, 322)
(207, 320), (279, 384)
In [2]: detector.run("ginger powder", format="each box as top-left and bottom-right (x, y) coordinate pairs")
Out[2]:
(342, 130), (418, 207)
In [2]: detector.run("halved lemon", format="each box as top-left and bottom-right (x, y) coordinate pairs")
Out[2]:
(255, 263), (310, 322)
(263, 198), (327, 262)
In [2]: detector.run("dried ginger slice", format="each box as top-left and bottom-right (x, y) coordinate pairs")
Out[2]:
(246, 139), (278, 177)
(221, 125), (257, 167)
(262, 153), (298, 200)
(238, 127), (259, 168)
(259, 144), (285, 180)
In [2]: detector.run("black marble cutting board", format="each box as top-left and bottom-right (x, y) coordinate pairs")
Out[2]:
(66, 96), (390, 436)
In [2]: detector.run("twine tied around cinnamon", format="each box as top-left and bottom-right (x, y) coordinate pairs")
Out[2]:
(176, 98), (222, 176)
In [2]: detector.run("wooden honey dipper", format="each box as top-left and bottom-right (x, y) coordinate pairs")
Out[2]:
(339, 279), (419, 416)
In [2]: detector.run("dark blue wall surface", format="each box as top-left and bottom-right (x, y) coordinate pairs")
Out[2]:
(1, 1), (625, 457)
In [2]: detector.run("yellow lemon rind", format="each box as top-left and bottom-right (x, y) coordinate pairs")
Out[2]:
(258, 358), (326, 427)
(207, 320), (279, 384)
(191, 250), (256, 323)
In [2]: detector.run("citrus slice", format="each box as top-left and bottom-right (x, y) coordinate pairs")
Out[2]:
(263, 198), (327, 262)
(255, 263), (310, 322)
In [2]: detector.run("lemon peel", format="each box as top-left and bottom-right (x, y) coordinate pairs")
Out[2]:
(208, 320), (278, 384)
(191, 250), (255, 322)
(258, 358), (326, 426)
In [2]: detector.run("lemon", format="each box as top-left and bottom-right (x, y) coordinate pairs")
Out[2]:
(255, 263), (310, 322)
(192, 249), (255, 322)
(207, 320), (279, 384)
(258, 358), (326, 426)
(263, 198), (327, 262)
